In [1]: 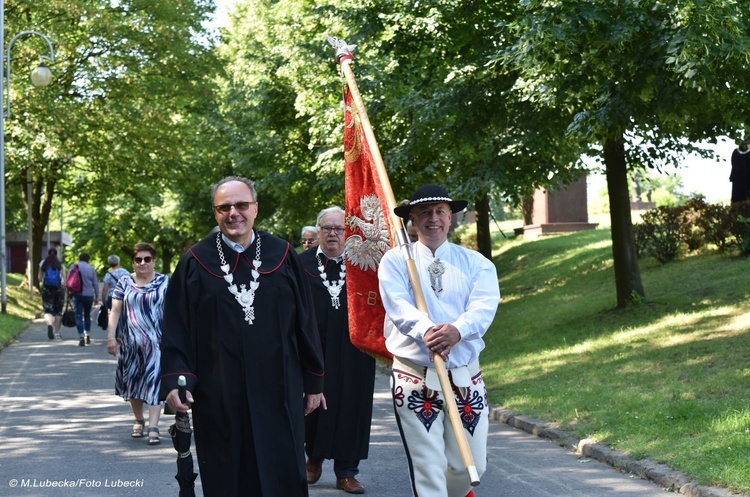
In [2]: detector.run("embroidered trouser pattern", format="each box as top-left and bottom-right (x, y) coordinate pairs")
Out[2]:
(390, 357), (488, 497)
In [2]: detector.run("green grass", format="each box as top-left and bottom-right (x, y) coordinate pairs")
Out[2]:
(483, 222), (750, 493)
(0, 273), (42, 349)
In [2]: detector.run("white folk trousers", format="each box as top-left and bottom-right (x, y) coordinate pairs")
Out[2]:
(390, 357), (488, 497)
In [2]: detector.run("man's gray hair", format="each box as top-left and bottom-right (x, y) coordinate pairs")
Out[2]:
(107, 254), (120, 267)
(301, 226), (317, 237)
(211, 176), (257, 204)
(315, 206), (345, 226)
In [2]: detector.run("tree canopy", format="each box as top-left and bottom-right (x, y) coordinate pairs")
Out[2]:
(501, 0), (750, 306)
(7, 0), (750, 309)
(8, 0), (223, 276)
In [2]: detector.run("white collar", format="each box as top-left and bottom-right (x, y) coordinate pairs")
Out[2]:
(316, 247), (344, 263)
(221, 232), (255, 253)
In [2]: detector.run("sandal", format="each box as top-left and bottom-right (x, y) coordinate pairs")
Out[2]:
(131, 419), (145, 438)
(147, 427), (160, 445)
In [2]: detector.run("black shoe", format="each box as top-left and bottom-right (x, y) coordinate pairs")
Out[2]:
(47, 325), (54, 340)
(85, 334), (91, 344)
(78, 337), (85, 347)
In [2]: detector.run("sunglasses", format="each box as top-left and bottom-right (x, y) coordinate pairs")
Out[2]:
(213, 201), (256, 214)
(134, 256), (153, 264)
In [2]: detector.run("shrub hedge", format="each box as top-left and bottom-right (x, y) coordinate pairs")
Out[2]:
(634, 197), (750, 262)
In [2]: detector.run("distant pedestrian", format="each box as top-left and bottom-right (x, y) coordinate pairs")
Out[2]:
(379, 184), (500, 497)
(730, 138), (750, 203)
(101, 256), (130, 313)
(301, 225), (319, 250)
(71, 252), (99, 346)
(38, 248), (65, 340)
(406, 220), (419, 243)
(106, 242), (168, 446)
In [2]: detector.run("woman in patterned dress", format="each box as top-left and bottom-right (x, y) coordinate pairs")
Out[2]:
(106, 242), (169, 445)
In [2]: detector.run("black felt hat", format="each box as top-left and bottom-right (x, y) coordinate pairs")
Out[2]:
(393, 184), (468, 218)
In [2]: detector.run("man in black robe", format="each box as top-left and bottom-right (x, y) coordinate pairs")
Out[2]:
(299, 206), (375, 494)
(160, 176), (326, 497)
(731, 138), (750, 203)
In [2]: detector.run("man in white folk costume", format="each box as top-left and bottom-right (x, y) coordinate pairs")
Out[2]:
(378, 184), (500, 497)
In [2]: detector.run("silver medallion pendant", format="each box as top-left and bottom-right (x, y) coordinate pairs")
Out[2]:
(217, 232), (262, 325)
(428, 258), (445, 297)
(318, 255), (346, 309)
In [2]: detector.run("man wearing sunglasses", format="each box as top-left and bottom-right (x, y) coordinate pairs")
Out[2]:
(160, 176), (325, 497)
(300, 226), (319, 250)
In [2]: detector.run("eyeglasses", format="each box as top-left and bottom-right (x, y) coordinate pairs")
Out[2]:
(134, 256), (153, 264)
(213, 201), (256, 213)
(319, 226), (345, 235)
(301, 239), (317, 245)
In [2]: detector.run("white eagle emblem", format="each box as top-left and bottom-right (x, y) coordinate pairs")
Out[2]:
(345, 194), (390, 271)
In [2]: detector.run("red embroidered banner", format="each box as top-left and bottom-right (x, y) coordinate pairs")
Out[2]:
(343, 84), (394, 363)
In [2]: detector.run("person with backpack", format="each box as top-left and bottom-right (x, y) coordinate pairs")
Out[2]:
(70, 252), (100, 347)
(37, 248), (66, 340)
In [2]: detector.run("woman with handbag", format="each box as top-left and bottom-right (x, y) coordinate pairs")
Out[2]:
(105, 242), (169, 446)
(37, 248), (66, 340)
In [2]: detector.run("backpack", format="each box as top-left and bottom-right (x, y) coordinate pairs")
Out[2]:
(42, 266), (61, 287)
(66, 263), (82, 294)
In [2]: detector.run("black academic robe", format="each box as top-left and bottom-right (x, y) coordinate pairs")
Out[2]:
(299, 249), (375, 462)
(160, 231), (324, 497)
(731, 148), (750, 203)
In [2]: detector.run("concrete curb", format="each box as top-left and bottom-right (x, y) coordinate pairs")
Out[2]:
(489, 407), (747, 497)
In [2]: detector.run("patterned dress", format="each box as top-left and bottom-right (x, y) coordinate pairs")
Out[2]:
(114, 273), (169, 405)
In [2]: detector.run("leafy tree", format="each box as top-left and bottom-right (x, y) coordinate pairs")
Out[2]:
(356, 0), (587, 258)
(6, 1), (222, 281)
(219, 0), (585, 256)
(217, 0), (354, 240)
(501, 0), (750, 307)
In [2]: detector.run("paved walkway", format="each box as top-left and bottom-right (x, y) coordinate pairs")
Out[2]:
(0, 319), (727, 496)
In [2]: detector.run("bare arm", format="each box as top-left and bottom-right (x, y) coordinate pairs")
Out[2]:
(106, 299), (124, 356)
(101, 280), (109, 303)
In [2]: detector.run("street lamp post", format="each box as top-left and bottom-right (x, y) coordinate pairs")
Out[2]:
(0, 0), (55, 313)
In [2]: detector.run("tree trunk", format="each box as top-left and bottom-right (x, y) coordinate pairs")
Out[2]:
(25, 173), (57, 287)
(474, 192), (492, 260)
(603, 135), (645, 308)
(522, 194), (534, 226)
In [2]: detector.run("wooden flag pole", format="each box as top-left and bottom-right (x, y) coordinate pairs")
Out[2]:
(329, 37), (480, 486)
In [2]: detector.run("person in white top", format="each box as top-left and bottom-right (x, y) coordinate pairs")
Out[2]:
(378, 184), (500, 497)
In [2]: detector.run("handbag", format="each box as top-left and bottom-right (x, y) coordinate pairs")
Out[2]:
(97, 304), (108, 329)
(61, 301), (76, 328)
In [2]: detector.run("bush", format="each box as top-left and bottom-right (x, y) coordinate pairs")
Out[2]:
(452, 224), (478, 250)
(678, 197), (707, 252)
(729, 200), (750, 255)
(634, 197), (750, 262)
(637, 206), (683, 263)
(697, 203), (734, 251)
(633, 223), (654, 259)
